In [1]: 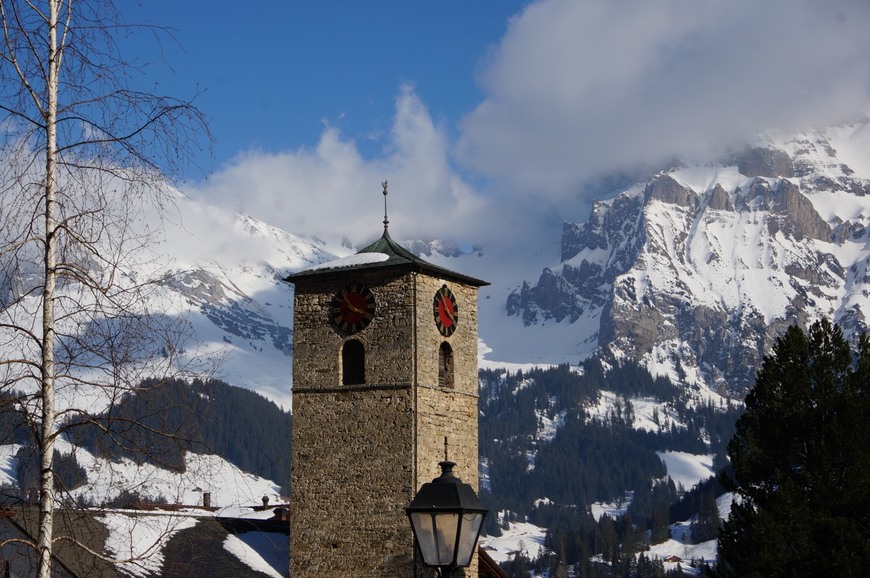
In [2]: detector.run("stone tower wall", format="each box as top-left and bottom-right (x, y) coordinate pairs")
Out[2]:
(413, 276), (479, 486)
(291, 388), (415, 576)
(292, 270), (415, 390)
(413, 276), (480, 578)
(291, 268), (481, 577)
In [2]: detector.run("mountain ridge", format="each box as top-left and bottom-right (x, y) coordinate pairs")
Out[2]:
(131, 122), (870, 403)
(507, 122), (870, 397)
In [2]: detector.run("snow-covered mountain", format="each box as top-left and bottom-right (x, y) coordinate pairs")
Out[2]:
(4, 123), (867, 446)
(27, 119), (864, 406)
(2, 120), (868, 574)
(505, 120), (870, 397)
(137, 199), (336, 409)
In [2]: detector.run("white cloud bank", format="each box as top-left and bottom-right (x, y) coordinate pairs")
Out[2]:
(188, 0), (870, 247)
(459, 0), (870, 198)
(188, 87), (488, 248)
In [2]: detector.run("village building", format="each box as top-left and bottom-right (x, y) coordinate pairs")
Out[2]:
(0, 504), (290, 577)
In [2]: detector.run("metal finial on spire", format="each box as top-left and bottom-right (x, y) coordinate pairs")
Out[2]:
(444, 436), (449, 462)
(382, 180), (389, 234)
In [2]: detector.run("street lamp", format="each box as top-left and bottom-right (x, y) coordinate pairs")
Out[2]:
(406, 461), (488, 578)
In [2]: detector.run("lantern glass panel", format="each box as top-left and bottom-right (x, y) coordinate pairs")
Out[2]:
(456, 512), (484, 566)
(433, 512), (460, 565)
(409, 512), (437, 564)
(410, 511), (461, 566)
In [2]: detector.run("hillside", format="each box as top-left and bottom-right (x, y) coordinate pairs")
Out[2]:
(477, 362), (739, 569)
(1, 121), (869, 575)
(0, 377), (291, 505)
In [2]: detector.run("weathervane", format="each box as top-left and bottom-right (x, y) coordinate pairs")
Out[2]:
(382, 180), (389, 234)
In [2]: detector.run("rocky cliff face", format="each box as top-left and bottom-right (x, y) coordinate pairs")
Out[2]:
(506, 126), (870, 397)
(161, 268), (294, 356)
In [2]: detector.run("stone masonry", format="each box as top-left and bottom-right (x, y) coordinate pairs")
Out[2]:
(290, 258), (484, 577)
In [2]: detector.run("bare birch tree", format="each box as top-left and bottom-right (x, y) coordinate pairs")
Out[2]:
(0, 1), (209, 575)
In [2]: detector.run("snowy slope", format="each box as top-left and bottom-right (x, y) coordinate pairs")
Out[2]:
(150, 196), (337, 409)
(51, 436), (281, 509)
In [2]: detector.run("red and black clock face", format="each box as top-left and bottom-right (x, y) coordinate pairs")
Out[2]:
(433, 285), (459, 337)
(331, 283), (376, 334)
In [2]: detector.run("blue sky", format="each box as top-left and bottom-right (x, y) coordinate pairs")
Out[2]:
(126, 2), (523, 173)
(122, 0), (870, 250)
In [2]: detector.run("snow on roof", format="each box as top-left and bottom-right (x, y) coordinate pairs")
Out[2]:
(224, 532), (288, 578)
(306, 251), (390, 271)
(100, 512), (198, 577)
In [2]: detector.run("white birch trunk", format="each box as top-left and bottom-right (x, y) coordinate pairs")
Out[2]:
(0, 1), (207, 572)
(37, 2), (60, 576)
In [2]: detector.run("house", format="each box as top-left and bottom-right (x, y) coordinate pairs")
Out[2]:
(0, 505), (288, 578)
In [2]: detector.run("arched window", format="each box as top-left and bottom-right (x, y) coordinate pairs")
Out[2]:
(438, 342), (454, 388)
(342, 339), (365, 385)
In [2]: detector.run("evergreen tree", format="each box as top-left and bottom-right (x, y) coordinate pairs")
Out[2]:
(650, 503), (671, 545)
(501, 551), (532, 578)
(717, 319), (870, 576)
(594, 515), (619, 561)
(689, 490), (719, 543)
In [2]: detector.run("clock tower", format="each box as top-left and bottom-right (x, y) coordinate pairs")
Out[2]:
(286, 203), (488, 577)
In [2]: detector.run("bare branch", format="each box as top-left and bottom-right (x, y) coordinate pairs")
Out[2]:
(0, 1), (211, 574)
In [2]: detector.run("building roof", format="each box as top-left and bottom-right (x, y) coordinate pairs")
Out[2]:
(479, 547), (509, 578)
(286, 231), (488, 287)
(0, 506), (289, 578)
(0, 507), (117, 578)
(160, 517), (286, 578)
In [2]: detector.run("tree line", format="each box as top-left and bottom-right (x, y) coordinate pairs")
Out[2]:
(486, 319), (870, 576)
(480, 360), (740, 524)
(0, 377), (292, 505)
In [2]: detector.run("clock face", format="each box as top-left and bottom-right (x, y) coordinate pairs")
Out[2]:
(331, 283), (376, 334)
(433, 285), (459, 336)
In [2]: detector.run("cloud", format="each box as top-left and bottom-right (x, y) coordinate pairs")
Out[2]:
(458, 0), (870, 199)
(187, 86), (493, 248)
(185, 0), (870, 257)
